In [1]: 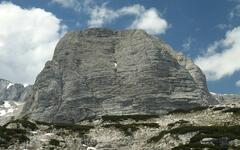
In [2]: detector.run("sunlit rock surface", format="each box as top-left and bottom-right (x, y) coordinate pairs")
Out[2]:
(21, 28), (217, 124)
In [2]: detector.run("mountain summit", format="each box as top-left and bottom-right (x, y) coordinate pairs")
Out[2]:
(21, 28), (217, 123)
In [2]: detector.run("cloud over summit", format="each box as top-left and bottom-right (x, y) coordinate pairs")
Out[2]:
(52, 0), (169, 35)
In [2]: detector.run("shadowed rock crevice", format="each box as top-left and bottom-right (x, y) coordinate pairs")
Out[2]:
(21, 28), (217, 123)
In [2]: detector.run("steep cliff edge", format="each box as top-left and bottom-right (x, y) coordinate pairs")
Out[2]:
(21, 28), (217, 123)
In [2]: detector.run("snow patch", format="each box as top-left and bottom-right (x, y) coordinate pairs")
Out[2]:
(4, 101), (11, 108)
(87, 147), (96, 150)
(14, 102), (21, 106)
(0, 110), (6, 116)
(30, 131), (38, 134)
(210, 92), (216, 95)
(7, 108), (14, 113)
(0, 101), (24, 117)
(23, 83), (29, 87)
(7, 83), (13, 89)
(114, 62), (117, 67)
(45, 133), (54, 136)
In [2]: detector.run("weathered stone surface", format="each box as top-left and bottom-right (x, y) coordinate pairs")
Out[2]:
(8, 106), (240, 150)
(21, 28), (217, 123)
(211, 92), (240, 106)
(0, 79), (32, 101)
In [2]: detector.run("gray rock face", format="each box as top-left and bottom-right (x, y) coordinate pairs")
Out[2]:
(211, 93), (240, 106)
(21, 28), (217, 123)
(0, 79), (32, 101)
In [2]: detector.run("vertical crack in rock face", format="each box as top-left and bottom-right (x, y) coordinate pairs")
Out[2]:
(21, 28), (217, 124)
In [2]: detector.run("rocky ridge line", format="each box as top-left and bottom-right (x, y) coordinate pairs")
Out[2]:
(0, 79), (32, 102)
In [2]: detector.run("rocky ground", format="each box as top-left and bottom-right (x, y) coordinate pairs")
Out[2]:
(22, 29), (217, 124)
(0, 101), (24, 125)
(1, 102), (240, 150)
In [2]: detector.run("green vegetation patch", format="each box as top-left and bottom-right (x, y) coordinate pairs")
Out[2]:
(4, 118), (38, 131)
(223, 107), (240, 114)
(0, 126), (29, 148)
(212, 106), (226, 111)
(102, 114), (159, 122)
(49, 139), (60, 146)
(148, 125), (240, 149)
(103, 123), (159, 136)
(167, 106), (209, 115)
(172, 143), (222, 150)
(35, 120), (53, 126)
(35, 120), (94, 136)
(168, 120), (189, 128)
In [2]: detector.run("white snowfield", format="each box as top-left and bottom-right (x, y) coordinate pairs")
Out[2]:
(23, 83), (29, 87)
(83, 143), (97, 150)
(0, 101), (22, 116)
(0, 101), (24, 125)
(87, 147), (96, 150)
(6, 83), (13, 89)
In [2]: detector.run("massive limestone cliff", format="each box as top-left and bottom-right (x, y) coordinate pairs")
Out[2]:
(0, 79), (32, 102)
(21, 28), (217, 123)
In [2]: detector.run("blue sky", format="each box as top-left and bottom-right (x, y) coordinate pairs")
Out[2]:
(0, 0), (240, 93)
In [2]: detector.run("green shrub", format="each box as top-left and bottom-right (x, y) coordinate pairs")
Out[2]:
(167, 106), (208, 115)
(223, 108), (240, 114)
(102, 123), (159, 136)
(0, 126), (29, 148)
(168, 120), (189, 128)
(36, 121), (94, 136)
(4, 118), (38, 131)
(103, 124), (138, 136)
(102, 114), (159, 122)
(49, 139), (60, 146)
(172, 143), (222, 150)
(51, 123), (94, 136)
(212, 106), (226, 111)
(35, 120), (53, 126)
(148, 125), (240, 143)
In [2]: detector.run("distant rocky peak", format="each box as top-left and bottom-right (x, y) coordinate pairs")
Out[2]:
(0, 78), (32, 102)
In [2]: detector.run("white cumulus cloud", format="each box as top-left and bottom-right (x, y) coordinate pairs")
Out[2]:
(230, 4), (240, 18)
(52, 0), (77, 8)
(195, 27), (240, 80)
(88, 4), (168, 35)
(52, 0), (169, 34)
(87, 3), (119, 28)
(0, 2), (66, 84)
(130, 8), (168, 35)
(236, 80), (240, 87)
(51, 0), (93, 12)
(182, 37), (194, 51)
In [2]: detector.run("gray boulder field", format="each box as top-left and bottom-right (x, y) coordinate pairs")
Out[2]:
(21, 28), (217, 123)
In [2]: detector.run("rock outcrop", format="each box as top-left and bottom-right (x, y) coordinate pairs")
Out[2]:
(211, 92), (240, 106)
(6, 105), (240, 150)
(0, 79), (32, 102)
(21, 28), (217, 123)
